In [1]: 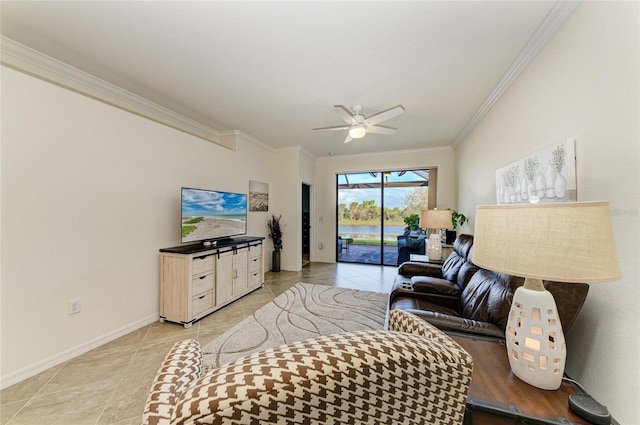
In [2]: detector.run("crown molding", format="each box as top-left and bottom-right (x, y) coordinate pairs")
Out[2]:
(317, 144), (452, 160)
(451, 0), (581, 149)
(0, 36), (236, 151)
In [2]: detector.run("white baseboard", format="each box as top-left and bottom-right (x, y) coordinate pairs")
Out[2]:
(0, 313), (159, 390)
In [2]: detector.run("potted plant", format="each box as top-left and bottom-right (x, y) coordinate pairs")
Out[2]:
(445, 210), (468, 245)
(403, 214), (423, 235)
(267, 214), (283, 272)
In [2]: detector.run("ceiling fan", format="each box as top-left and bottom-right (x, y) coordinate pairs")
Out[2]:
(312, 104), (405, 143)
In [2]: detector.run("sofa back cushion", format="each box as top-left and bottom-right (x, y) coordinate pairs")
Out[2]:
(453, 234), (474, 260)
(459, 269), (513, 329)
(441, 253), (466, 282)
(441, 234), (474, 282)
(407, 235), (425, 252)
(455, 261), (479, 292)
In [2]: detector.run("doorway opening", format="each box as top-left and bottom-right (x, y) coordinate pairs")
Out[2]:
(302, 183), (311, 267)
(336, 169), (435, 266)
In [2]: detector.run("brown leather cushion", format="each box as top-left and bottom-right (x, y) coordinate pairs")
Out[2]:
(453, 234), (474, 260)
(460, 269), (513, 329)
(411, 276), (461, 297)
(398, 261), (443, 278)
(390, 298), (505, 339)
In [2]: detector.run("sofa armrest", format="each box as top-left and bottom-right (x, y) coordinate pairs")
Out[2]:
(142, 339), (203, 425)
(388, 309), (475, 363)
(394, 308), (506, 340)
(390, 278), (460, 310)
(172, 329), (473, 425)
(398, 261), (443, 277)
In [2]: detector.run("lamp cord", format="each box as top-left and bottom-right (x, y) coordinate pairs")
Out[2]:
(562, 376), (588, 394)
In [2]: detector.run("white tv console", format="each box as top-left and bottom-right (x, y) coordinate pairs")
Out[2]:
(159, 236), (265, 328)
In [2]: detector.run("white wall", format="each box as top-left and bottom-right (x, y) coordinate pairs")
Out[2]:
(456, 2), (639, 421)
(0, 66), (277, 386)
(268, 148), (303, 272)
(314, 147), (456, 263)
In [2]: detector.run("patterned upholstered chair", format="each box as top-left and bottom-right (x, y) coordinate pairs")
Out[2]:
(142, 309), (473, 425)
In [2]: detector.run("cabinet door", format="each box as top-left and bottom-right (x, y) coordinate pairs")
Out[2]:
(234, 248), (249, 295)
(215, 250), (235, 306)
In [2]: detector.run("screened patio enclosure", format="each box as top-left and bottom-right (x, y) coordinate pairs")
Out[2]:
(336, 169), (434, 266)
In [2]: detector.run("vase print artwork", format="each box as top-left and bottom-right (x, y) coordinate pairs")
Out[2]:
(551, 144), (567, 198)
(535, 172), (546, 197)
(495, 139), (576, 204)
(554, 174), (567, 198)
(544, 164), (556, 198)
(520, 176), (528, 200)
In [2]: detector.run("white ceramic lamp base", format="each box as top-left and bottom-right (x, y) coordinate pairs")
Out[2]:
(427, 233), (442, 261)
(505, 281), (566, 390)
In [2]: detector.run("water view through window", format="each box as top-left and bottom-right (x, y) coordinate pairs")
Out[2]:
(336, 169), (431, 266)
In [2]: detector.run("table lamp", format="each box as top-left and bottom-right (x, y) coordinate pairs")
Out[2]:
(420, 209), (453, 261)
(473, 202), (621, 390)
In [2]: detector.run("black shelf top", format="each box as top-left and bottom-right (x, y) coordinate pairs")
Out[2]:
(160, 236), (265, 254)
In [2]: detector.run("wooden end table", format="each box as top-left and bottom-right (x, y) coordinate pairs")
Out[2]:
(451, 334), (618, 425)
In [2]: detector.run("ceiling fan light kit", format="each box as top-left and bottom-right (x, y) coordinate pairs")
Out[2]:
(313, 104), (405, 144)
(348, 125), (366, 139)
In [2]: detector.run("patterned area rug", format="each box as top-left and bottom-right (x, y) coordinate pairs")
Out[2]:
(202, 282), (388, 369)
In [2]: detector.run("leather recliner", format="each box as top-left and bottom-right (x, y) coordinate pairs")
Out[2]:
(389, 234), (589, 339)
(392, 234), (475, 305)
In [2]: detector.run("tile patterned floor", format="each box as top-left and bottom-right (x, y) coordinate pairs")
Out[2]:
(0, 263), (396, 425)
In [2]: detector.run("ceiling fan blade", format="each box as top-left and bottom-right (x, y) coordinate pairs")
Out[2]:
(344, 134), (353, 143)
(312, 125), (350, 132)
(366, 124), (397, 135)
(333, 105), (359, 125)
(364, 105), (405, 126)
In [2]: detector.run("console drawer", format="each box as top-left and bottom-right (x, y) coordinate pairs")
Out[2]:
(249, 270), (262, 286)
(192, 272), (214, 295)
(192, 253), (215, 275)
(192, 290), (214, 316)
(249, 256), (262, 273)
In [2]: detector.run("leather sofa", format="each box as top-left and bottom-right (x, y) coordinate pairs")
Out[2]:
(390, 234), (589, 339)
(142, 309), (474, 425)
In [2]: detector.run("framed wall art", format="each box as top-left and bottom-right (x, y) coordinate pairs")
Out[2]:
(496, 138), (576, 205)
(249, 180), (269, 211)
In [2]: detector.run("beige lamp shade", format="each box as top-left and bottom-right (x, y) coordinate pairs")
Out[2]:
(419, 209), (453, 230)
(473, 201), (621, 283)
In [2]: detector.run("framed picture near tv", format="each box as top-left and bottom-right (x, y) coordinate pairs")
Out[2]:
(181, 187), (248, 243)
(249, 180), (269, 212)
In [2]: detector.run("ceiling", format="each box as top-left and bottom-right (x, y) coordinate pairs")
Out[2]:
(1, 1), (561, 157)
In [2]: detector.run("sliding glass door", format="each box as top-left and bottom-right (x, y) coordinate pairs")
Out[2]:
(337, 169), (431, 266)
(337, 172), (382, 264)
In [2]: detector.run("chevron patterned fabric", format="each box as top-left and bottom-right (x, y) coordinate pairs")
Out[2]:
(142, 310), (473, 425)
(142, 339), (202, 425)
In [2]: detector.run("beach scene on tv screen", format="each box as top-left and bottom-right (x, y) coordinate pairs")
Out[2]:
(182, 189), (247, 242)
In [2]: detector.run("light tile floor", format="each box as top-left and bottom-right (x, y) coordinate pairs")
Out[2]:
(0, 263), (396, 425)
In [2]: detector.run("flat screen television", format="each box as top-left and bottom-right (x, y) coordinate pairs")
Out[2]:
(181, 187), (248, 244)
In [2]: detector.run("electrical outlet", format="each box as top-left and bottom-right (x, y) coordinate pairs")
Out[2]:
(68, 298), (81, 315)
